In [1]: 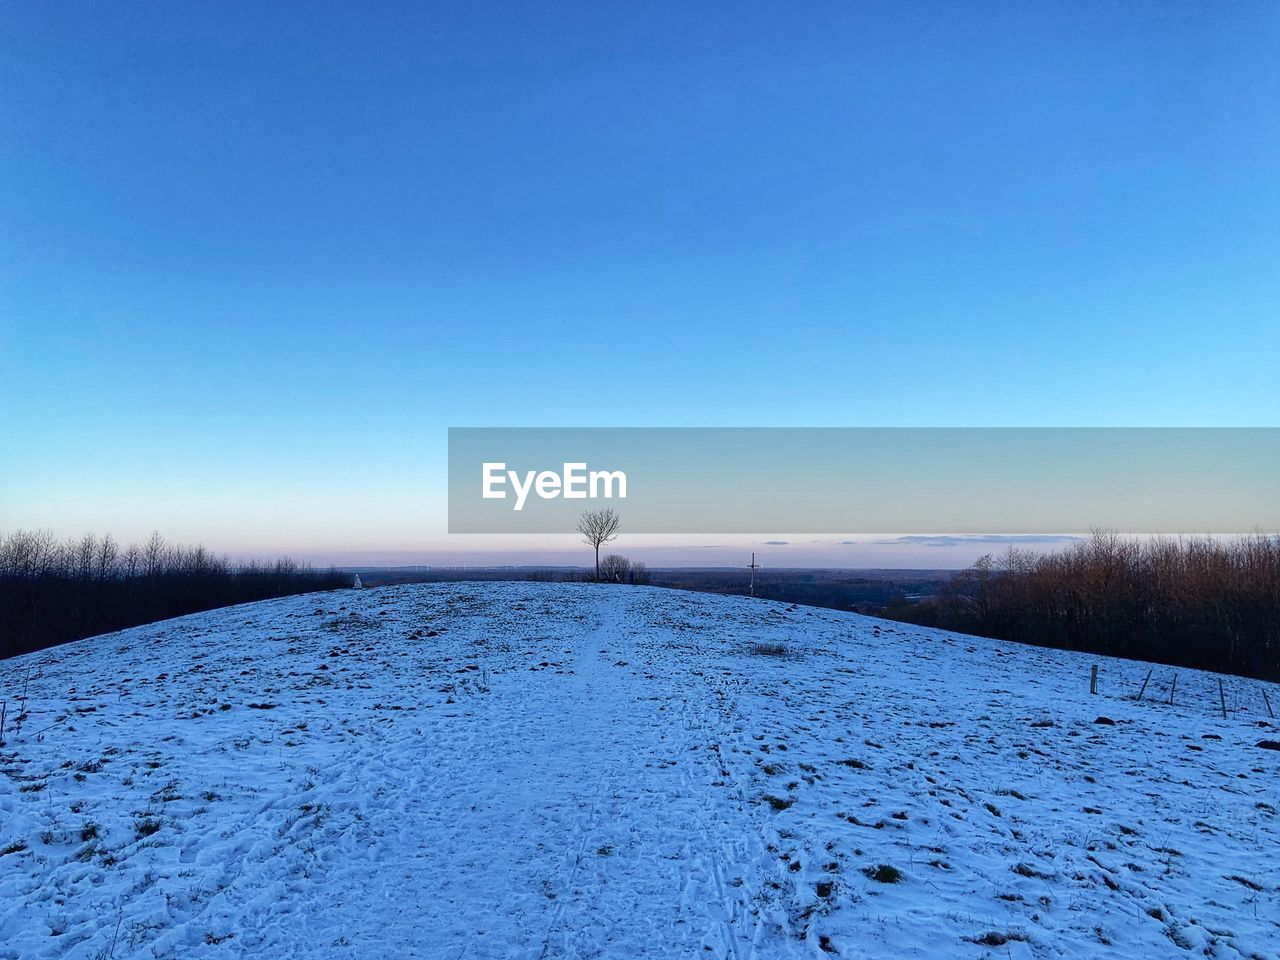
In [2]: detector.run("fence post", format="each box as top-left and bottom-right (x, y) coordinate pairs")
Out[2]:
(1169, 673), (1177, 706)
(1264, 687), (1275, 720)
(1090, 664), (1098, 695)
(1137, 669), (1152, 701)
(1218, 678), (1228, 720)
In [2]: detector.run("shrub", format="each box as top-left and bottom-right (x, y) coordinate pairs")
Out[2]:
(750, 642), (789, 657)
(863, 864), (902, 883)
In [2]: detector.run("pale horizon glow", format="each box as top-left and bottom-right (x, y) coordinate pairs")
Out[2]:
(280, 533), (1087, 571)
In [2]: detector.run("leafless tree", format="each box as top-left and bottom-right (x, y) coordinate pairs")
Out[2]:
(576, 508), (621, 581)
(143, 531), (166, 580)
(74, 534), (96, 582)
(122, 545), (142, 579)
(95, 534), (118, 581)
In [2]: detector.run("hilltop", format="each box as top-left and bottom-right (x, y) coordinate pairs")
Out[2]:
(1, 583), (1276, 958)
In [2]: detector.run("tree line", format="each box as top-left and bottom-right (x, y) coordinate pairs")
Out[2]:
(0, 530), (349, 660)
(882, 531), (1280, 680)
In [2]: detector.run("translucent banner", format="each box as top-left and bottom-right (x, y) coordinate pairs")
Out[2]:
(447, 428), (1279, 534)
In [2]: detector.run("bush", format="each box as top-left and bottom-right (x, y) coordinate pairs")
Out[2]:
(598, 555), (650, 585)
(599, 554), (630, 583)
(863, 864), (903, 883)
(749, 642), (789, 657)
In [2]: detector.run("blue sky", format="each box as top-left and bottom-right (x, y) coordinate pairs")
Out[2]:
(2, 2), (1277, 564)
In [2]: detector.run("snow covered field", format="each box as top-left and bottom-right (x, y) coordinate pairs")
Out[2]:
(1, 582), (1277, 959)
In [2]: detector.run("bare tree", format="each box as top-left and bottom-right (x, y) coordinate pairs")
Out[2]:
(94, 534), (118, 581)
(74, 534), (96, 582)
(576, 508), (621, 581)
(143, 531), (166, 580)
(122, 544), (142, 579)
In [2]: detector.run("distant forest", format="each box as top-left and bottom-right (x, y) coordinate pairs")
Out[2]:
(882, 532), (1280, 682)
(0, 531), (349, 660)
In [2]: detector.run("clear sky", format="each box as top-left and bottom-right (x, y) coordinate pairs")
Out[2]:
(2, 2), (1277, 566)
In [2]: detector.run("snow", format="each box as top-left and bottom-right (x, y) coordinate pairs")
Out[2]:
(1, 582), (1277, 959)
